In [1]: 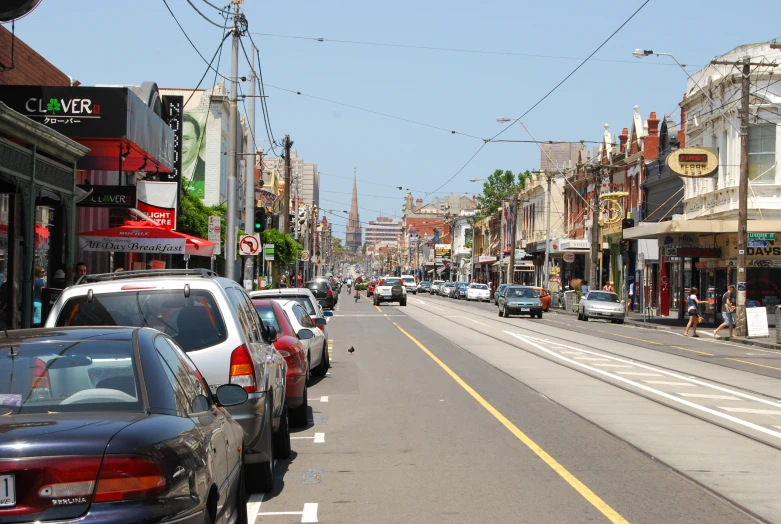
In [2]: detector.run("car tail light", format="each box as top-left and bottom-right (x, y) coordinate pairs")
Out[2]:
(0, 456), (101, 516)
(93, 455), (167, 502)
(229, 344), (257, 393)
(275, 348), (295, 369)
(326, 289), (333, 297)
(310, 316), (325, 331)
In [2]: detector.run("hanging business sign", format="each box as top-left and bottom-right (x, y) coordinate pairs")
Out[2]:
(76, 185), (136, 208)
(162, 95), (183, 185)
(666, 147), (718, 178)
(137, 181), (178, 230)
(563, 253), (575, 263)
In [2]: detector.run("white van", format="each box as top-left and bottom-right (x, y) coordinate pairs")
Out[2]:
(401, 275), (417, 294)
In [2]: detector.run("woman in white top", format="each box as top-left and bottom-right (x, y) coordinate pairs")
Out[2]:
(684, 287), (708, 337)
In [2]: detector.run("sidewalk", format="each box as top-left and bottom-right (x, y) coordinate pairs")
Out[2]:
(550, 305), (781, 352)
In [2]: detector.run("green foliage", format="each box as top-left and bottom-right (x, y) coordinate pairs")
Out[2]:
(259, 228), (303, 266)
(177, 186), (226, 241)
(475, 169), (533, 217)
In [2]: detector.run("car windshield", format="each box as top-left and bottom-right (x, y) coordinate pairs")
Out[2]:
(470, 284), (489, 290)
(588, 292), (620, 303)
(306, 281), (329, 290)
(254, 304), (282, 332)
(274, 294), (316, 315)
(433, 281), (444, 285)
(0, 338), (143, 414)
(55, 290), (227, 352)
(402, 277), (415, 283)
(506, 287), (537, 298)
(383, 278), (401, 286)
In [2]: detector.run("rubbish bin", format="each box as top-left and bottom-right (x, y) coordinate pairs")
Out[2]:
(564, 290), (577, 311)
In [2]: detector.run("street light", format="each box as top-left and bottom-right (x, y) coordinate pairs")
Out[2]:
(497, 117), (513, 123)
(469, 178), (484, 183)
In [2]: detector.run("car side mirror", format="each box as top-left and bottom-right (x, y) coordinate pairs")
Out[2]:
(323, 311), (333, 317)
(314, 317), (327, 327)
(214, 384), (249, 407)
(297, 328), (314, 340)
(262, 323), (278, 343)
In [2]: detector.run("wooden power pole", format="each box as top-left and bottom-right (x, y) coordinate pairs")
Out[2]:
(282, 135), (293, 234)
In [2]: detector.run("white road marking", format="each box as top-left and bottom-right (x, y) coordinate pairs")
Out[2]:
(247, 493), (264, 523)
(643, 381), (698, 387)
(774, 426), (781, 430)
(572, 357), (611, 361)
(678, 393), (743, 401)
(505, 331), (781, 441)
(720, 407), (781, 416)
(319, 396), (329, 402)
(314, 432), (325, 443)
(615, 372), (662, 377)
(560, 351), (584, 355)
(302, 503), (319, 523)
(517, 333), (781, 408)
(444, 315), (491, 326)
(592, 364), (634, 368)
(415, 300), (444, 311)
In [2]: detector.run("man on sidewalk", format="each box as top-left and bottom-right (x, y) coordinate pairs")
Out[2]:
(714, 284), (736, 339)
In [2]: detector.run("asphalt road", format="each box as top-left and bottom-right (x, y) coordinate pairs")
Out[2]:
(249, 289), (781, 523)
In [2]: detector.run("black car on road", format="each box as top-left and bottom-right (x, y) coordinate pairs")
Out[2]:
(0, 327), (250, 524)
(305, 279), (336, 310)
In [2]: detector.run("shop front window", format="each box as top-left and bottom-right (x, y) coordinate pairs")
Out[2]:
(0, 194), (9, 295)
(33, 205), (56, 326)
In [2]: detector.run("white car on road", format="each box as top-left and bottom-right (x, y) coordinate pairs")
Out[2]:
(466, 283), (491, 302)
(401, 274), (417, 295)
(373, 276), (408, 306)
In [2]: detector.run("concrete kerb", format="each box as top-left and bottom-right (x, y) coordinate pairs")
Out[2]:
(548, 308), (781, 353)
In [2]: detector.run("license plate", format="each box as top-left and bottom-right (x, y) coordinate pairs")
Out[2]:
(0, 474), (15, 507)
(520, 308), (530, 312)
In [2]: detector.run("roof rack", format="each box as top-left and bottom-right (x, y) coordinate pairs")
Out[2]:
(76, 268), (219, 285)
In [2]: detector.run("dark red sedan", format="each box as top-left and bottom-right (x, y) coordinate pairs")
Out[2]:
(253, 299), (310, 427)
(367, 279), (378, 297)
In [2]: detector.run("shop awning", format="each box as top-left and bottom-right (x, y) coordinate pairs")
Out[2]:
(78, 220), (215, 256)
(0, 85), (173, 173)
(623, 219), (781, 240)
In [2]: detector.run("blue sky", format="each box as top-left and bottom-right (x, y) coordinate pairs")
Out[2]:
(15, 0), (781, 239)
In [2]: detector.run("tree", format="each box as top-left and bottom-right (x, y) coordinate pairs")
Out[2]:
(475, 169), (531, 217)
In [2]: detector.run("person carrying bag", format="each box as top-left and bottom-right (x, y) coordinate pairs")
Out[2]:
(684, 287), (707, 337)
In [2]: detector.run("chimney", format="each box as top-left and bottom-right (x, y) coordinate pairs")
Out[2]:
(619, 128), (629, 153)
(416, 198), (423, 206)
(644, 112), (661, 161)
(677, 97), (687, 148)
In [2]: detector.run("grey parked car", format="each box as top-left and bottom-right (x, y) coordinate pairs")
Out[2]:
(578, 291), (625, 323)
(494, 283), (509, 306)
(497, 285), (544, 318)
(45, 269), (288, 494)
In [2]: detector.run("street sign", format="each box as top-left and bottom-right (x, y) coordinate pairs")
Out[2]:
(208, 216), (221, 255)
(515, 249), (527, 259)
(748, 233), (775, 241)
(747, 240), (769, 248)
(301, 250), (311, 262)
(238, 234), (261, 256)
(264, 244), (275, 261)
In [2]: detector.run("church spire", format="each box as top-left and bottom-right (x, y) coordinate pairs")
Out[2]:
(346, 169), (362, 253)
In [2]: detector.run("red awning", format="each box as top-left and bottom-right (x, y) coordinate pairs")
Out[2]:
(78, 220), (215, 256)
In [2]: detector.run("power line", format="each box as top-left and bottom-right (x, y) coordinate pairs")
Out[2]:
(424, 0), (651, 196)
(199, 0), (232, 15)
(162, 0), (231, 81)
(184, 31), (231, 108)
(239, 34), (279, 155)
(264, 83), (485, 141)
(185, 0), (231, 28)
(250, 32), (690, 67)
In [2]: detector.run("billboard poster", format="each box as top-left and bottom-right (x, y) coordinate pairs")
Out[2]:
(182, 110), (208, 200)
(137, 181), (178, 230)
(435, 244), (452, 261)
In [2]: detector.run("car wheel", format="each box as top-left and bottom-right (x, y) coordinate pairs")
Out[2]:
(583, 312), (589, 322)
(537, 312), (543, 319)
(273, 405), (291, 460)
(305, 354), (312, 387)
(400, 299), (407, 306)
(245, 398), (275, 493)
(577, 310), (582, 321)
(503, 305), (509, 318)
(497, 306), (502, 317)
(289, 386), (308, 428)
(313, 343), (329, 377)
(617, 319), (625, 325)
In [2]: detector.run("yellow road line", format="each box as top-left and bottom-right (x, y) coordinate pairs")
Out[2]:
(594, 330), (663, 346)
(541, 318), (570, 326)
(374, 305), (382, 313)
(391, 321), (628, 524)
(725, 358), (781, 372)
(671, 345), (714, 356)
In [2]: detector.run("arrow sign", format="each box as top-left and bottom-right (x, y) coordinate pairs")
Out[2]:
(238, 234), (261, 255)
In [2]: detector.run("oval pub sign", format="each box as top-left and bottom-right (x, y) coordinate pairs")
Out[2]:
(666, 147), (718, 178)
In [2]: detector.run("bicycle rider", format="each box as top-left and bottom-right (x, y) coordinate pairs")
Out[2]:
(346, 276), (353, 294)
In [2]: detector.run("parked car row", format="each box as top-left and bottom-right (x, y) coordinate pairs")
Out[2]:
(415, 280), (491, 303)
(0, 268), (333, 523)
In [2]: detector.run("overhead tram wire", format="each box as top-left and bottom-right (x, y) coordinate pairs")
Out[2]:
(199, 0), (232, 15)
(238, 35), (279, 155)
(424, 0), (651, 196)
(184, 31), (231, 108)
(245, 31), (279, 149)
(250, 32), (689, 67)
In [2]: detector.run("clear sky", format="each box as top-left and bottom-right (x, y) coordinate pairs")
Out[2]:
(14, 0), (781, 240)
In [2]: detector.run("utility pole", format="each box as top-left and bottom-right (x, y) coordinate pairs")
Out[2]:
(243, 42), (257, 289)
(506, 193), (519, 285)
(590, 165), (601, 288)
(543, 171), (553, 290)
(282, 135), (293, 234)
(224, 0), (240, 281)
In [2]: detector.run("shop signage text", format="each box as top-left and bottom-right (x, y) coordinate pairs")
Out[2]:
(748, 233), (776, 241)
(162, 95), (183, 185)
(76, 185), (136, 208)
(666, 147), (718, 178)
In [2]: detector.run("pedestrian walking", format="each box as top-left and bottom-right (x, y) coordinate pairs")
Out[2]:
(581, 280), (589, 295)
(713, 285), (737, 339)
(684, 287), (708, 337)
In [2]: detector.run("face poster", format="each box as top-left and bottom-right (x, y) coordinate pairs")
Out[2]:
(182, 111), (207, 199)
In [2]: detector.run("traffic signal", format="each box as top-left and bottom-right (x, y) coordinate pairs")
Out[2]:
(254, 206), (267, 232)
